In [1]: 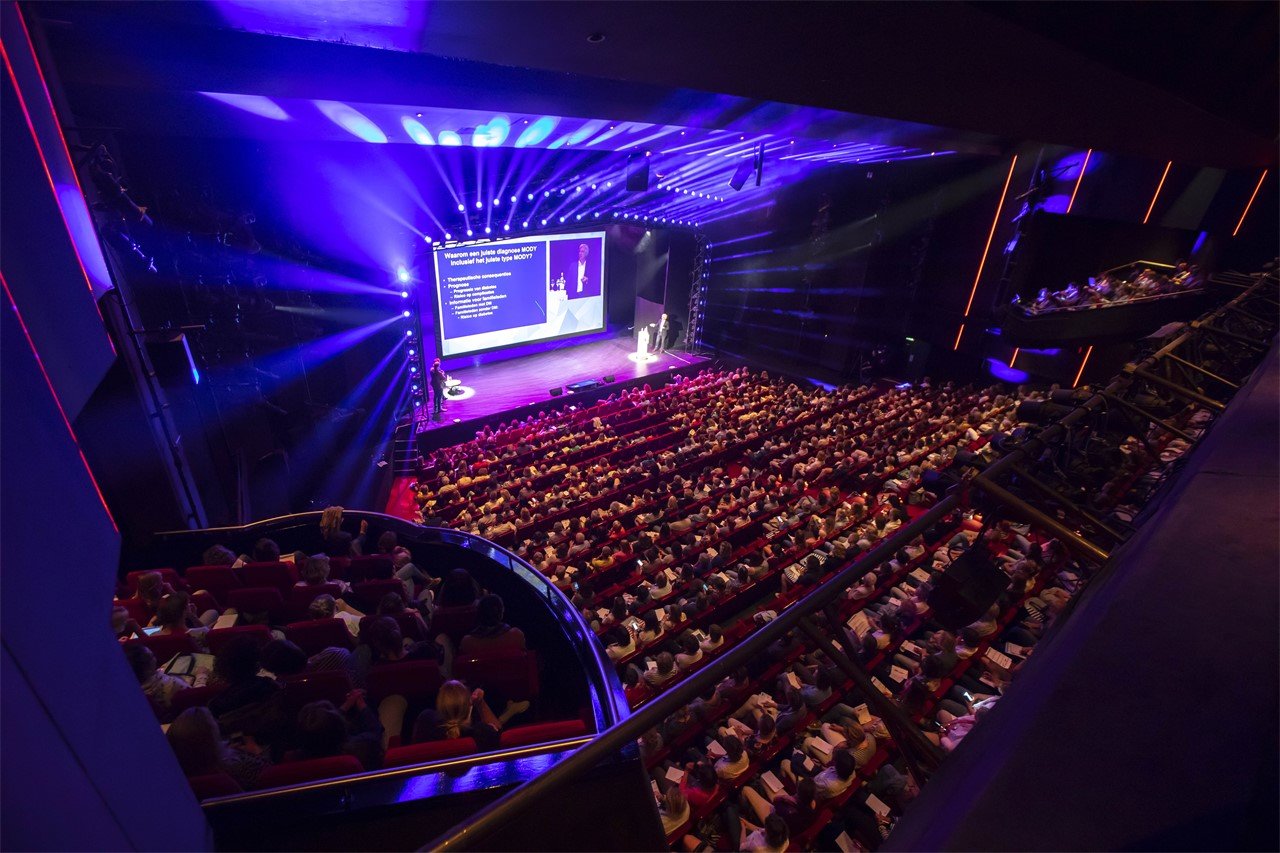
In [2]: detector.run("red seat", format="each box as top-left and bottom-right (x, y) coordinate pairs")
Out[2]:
(348, 555), (394, 582)
(189, 589), (221, 617)
(235, 561), (296, 593)
(183, 566), (242, 609)
(429, 604), (478, 645)
(327, 557), (351, 581)
(133, 632), (197, 664)
(255, 755), (363, 789)
(383, 738), (478, 768)
(281, 670), (352, 719)
(187, 772), (242, 800)
(206, 625), (272, 656)
(169, 684), (227, 716)
(114, 597), (150, 625)
(498, 719), (588, 748)
(226, 587), (288, 624)
(122, 567), (182, 596)
(283, 618), (356, 655)
(358, 611), (427, 642)
(454, 650), (540, 702)
(366, 660), (443, 708)
(351, 579), (407, 611)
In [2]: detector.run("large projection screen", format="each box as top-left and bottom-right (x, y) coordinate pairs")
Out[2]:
(432, 231), (606, 358)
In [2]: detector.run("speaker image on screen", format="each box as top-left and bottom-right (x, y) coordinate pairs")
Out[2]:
(626, 152), (650, 192)
(926, 545), (1009, 630)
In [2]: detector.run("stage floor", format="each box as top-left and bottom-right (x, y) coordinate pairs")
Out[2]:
(414, 332), (710, 436)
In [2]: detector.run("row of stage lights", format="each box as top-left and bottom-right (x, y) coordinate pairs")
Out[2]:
(392, 266), (425, 409)
(431, 209), (704, 246)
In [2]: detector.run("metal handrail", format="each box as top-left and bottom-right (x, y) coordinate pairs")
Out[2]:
(425, 272), (1278, 851)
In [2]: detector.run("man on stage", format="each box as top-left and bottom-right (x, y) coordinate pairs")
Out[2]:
(574, 242), (590, 296)
(429, 358), (448, 418)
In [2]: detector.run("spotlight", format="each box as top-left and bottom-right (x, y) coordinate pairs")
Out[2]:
(475, 201), (482, 209)
(444, 232), (452, 240)
(402, 310), (411, 317)
(412, 384), (419, 391)
(522, 221), (529, 227)
(396, 266), (410, 283)
(406, 330), (414, 337)
(576, 214), (583, 220)
(540, 218), (547, 225)
(493, 198), (500, 206)
(410, 365), (417, 373)
(526, 193), (534, 201)
(484, 226), (491, 234)
(424, 236), (433, 244)
(606, 181), (613, 187)
(544, 191), (550, 197)
(559, 216), (566, 222)
(503, 224), (510, 231)
(408, 348), (416, 355)
(466, 229), (473, 236)
(594, 212), (600, 217)
(590, 183), (597, 189)
(400, 290), (409, 298)
(457, 203), (465, 211)
(509, 195), (517, 203)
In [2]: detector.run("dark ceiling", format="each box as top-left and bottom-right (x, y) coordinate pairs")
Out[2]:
(25, 0), (1279, 169)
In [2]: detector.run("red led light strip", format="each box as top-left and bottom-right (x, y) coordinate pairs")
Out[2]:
(1143, 161), (1172, 224)
(954, 155), (1018, 350)
(1, 271), (118, 532)
(1232, 169), (1269, 237)
(1072, 345), (1094, 389)
(1066, 148), (1092, 214)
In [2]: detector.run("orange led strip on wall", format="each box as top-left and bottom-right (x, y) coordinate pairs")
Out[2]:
(1143, 161), (1172, 224)
(1009, 347), (1020, 368)
(954, 155), (1018, 350)
(1066, 149), (1092, 214)
(1072, 345), (1094, 388)
(1233, 169), (1269, 237)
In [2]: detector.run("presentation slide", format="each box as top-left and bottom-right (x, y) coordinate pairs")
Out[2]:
(432, 231), (606, 357)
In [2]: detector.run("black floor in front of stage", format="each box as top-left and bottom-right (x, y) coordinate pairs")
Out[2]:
(412, 332), (712, 451)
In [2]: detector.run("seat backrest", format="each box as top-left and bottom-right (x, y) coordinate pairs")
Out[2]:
(365, 659), (443, 707)
(255, 755), (364, 789)
(284, 618), (356, 655)
(114, 597), (150, 624)
(136, 632), (197, 664)
(348, 555), (394, 582)
(187, 772), (243, 800)
(358, 611), (426, 642)
(351, 579), (406, 611)
(235, 561), (296, 593)
(183, 566), (242, 607)
(454, 650), (540, 702)
(281, 670), (353, 719)
(286, 583), (345, 622)
(429, 604), (478, 645)
(123, 567), (182, 596)
(225, 587), (287, 623)
(383, 737), (477, 768)
(498, 719), (588, 748)
(206, 624), (272, 657)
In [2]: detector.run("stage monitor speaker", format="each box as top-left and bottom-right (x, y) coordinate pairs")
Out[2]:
(566, 379), (600, 393)
(626, 153), (650, 192)
(549, 387), (563, 397)
(603, 374), (616, 383)
(926, 546), (1008, 631)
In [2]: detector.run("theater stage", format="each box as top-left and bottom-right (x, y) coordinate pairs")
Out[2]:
(413, 331), (711, 443)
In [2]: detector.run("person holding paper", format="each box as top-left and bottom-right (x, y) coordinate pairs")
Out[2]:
(657, 786), (690, 836)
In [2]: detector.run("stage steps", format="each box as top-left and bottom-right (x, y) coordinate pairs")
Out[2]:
(392, 432), (418, 477)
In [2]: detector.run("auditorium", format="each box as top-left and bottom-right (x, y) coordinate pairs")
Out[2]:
(3, 2), (1277, 851)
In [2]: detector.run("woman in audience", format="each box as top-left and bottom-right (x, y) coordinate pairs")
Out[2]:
(410, 679), (528, 749)
(208, 636), (284, 738)
(296, 553), (350, 595)
(319, 505), (367, 558)
(152, 592), (216, 645)
(308, 594), (364, 637)
(167, 706), (271, 790)
(658, 786), (691, 836)
(437, 568), (482, 608)
(739, 813), (790, 852)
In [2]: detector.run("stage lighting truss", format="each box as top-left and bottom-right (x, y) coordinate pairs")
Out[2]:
(683, 235), (711, 355)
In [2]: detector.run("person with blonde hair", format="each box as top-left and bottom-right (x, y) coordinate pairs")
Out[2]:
(410, 679), (528, 750)
(319, 505), (367, 558)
